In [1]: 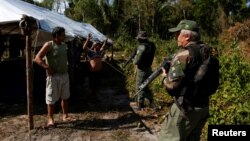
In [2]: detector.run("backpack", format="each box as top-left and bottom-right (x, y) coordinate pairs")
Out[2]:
(192, 44), (219, 97)
(164, 43), (219, 98)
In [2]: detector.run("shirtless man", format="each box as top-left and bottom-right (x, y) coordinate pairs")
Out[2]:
(82, 33), (108, 102)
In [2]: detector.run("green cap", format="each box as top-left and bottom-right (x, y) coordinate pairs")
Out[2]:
(168, 20), (199, 32)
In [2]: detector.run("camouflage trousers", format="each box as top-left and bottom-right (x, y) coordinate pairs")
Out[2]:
(158, 103), (209, 141)
(135, 68), (153, 103)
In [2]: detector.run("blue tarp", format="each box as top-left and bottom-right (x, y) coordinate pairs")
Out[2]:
(0, 0), (112, 45)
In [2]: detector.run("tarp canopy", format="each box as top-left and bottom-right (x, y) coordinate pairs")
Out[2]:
(0, 0), (112, 46)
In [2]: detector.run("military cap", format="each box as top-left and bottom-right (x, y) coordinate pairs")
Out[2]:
(136, 31), (148, 40)
(168, 20), (199, 32)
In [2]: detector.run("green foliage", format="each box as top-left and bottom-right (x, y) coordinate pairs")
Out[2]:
(192, 0), (219, 36)
(113, 32), (136, 52)
(209, 46), (250, 124)
(30, 0), (250, 40)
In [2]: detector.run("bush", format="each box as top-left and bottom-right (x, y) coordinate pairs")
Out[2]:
(209, 47), (250, 125)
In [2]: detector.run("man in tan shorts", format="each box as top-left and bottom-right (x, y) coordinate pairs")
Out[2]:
(34, 26), (76, 127)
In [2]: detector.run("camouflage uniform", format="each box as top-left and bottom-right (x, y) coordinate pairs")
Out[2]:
(158, 20), (213, 141)
(133, 31), (156, 109)
(158, 42), (209, 141)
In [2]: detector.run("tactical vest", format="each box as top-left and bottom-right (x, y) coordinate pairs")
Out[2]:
(137, 41), (156, 69)
(174, 43), (219, 109)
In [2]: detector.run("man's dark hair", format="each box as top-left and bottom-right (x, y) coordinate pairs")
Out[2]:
(138, 38), (148, 43)
(52, 26), (65, 38)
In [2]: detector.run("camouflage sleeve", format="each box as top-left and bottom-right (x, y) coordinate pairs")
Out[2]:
(133, 45), (145, 65)
(163, 49), (190, 91)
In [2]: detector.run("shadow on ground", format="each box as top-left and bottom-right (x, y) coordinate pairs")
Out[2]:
(0, 58), (160, 141)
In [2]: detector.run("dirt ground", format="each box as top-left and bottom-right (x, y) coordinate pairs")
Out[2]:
(0, 85), (168, 141)
(0, 56), (171, 141)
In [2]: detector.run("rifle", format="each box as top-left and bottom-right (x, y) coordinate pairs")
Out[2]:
(123, 48), (137, 68)
(135, 58), (171, 97)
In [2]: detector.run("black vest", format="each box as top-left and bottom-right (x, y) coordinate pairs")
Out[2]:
(137, 41), (156, 69)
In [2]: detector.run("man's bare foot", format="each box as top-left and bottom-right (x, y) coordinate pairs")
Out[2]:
(62, 116), (77, 122)
(47, 119), (56, 128)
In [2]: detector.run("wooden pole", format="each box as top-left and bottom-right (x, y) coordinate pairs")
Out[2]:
(20, 15), (34, 130)
(26, 34), (34, 130)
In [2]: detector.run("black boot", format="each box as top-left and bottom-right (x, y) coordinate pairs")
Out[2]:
(135, 102), (144, 111)
(149, 100), (158, 112)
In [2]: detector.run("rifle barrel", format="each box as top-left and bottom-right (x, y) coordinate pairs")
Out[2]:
(135, 59), (170, 96)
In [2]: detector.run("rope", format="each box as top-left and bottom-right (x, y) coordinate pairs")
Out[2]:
(103, 60), (126, 77)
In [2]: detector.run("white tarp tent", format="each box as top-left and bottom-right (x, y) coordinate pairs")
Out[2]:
(0, 0), (112, 47)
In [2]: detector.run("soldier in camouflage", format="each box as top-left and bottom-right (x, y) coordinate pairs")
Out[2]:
(158, 20), (210, 141)
(133, 31), (157, 111)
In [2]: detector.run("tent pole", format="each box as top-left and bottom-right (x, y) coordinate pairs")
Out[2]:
(20, 15), (34, 131)
(26, 34), (34, 130)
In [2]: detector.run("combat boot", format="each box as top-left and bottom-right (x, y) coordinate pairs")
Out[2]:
(135, 102), (145, 111)
(149, 100), (158, 112)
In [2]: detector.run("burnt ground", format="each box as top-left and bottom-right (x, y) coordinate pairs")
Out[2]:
(0, 59), (168, 141)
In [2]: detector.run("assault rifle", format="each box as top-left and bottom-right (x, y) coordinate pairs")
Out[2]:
(123, 48), (137, 68)
(135, 58), (171, 96)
